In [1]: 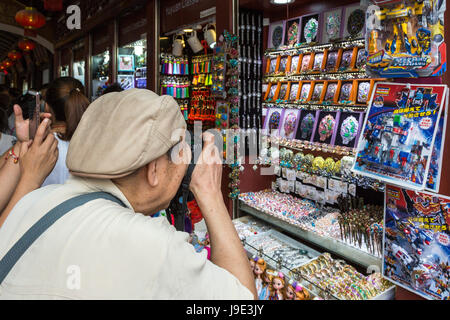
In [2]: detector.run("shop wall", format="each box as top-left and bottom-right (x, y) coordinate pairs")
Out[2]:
(160, 0), (217, 34)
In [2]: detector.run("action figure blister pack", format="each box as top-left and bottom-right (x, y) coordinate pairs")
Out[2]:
(352, 82), (447, 190)
(366, 0), (446, 78)
(383, 185), (450, 300)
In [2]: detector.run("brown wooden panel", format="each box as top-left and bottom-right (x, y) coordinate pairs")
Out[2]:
(118, 8), (148, 47)
(160, 0), (216, 34)
(92, 24), (111, 56)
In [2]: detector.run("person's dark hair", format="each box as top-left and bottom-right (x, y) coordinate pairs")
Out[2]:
(0, 93), (10, 134)
(102, 83), (123, 95)
(45, 77), (90, 141)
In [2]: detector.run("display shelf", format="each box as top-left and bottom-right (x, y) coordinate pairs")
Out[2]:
(264, 70), (368, 82)
(238, 200), (382, 269)
(262, 102), (367, 112)
(264, 38), (365, 57)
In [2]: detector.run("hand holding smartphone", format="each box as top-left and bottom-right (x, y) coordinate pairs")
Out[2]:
(28, 90), (41, 140)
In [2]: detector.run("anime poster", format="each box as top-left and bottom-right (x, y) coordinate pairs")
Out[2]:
(383, 185), (450, 300)
(352, 82), (447, 190)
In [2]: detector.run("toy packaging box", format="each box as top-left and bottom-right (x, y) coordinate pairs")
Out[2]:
(383, 185), (450, 300)
(426, 104), (447, 192)
(366, 0), (447, 78)
(352, 82), (447, 191)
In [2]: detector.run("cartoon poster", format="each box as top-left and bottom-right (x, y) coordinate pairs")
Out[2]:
(383, 185), (450, 300)
(352, 82), (447, 190)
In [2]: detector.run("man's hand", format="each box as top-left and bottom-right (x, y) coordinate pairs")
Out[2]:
(189, 132), (223, 201)
(19, 118), (58, 188)
(14, 104), (52, 143)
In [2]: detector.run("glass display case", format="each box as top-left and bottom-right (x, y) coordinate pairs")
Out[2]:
(91, 50), (110, 100)
(73, 60), (85, 86)
(117, 39), (147, 90)
(233, 215), (396, 300)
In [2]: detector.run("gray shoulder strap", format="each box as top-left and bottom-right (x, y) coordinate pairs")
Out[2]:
(0, 192), (126, 284)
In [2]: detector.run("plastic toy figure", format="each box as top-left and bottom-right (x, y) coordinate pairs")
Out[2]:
(253, 258), (267, 295)
(259, 269), (275, 300)
(269, 272), (286, 300)
(390, 243), (416, 272)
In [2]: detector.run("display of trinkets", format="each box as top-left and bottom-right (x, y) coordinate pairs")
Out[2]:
(301, 54), (312, 72)
(339, 49), (354, 71)
(302, 14), (320, 44)
(293, 253), (392, 300)
(299, 82), (311, 102)
(325, 50), (339, 71)
(309, 82), (324, 103)
(323, 81), (338, 103)
(356, 81), (371, 104)
(285, 17), (301, 47)
(323, 8), (343, 43)
(318, 114), (336, 142)
(312, 52), (324, 71)
(339, 81), (354, 103)
(288, 83), (299, 101)
(289, 55), (300, 75)
(161, 54), (190, 75)
(336, 195), (384, 257)
(280, 109), (300, 139)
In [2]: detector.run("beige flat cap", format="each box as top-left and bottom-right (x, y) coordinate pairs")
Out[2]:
(67, 88), (187, 179)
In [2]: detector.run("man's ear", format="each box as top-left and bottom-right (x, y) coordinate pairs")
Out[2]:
(146, 160), (159, 187)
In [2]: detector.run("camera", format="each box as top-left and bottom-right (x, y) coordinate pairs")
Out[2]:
(166, 135), (202, 232)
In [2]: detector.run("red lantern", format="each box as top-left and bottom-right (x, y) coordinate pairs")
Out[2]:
(15, 7), (46, 37)
(3, 60), (13, 68)
(44, 0), (63, 11)
(18, 39), (36, 52)
(8, 51), (22, 61)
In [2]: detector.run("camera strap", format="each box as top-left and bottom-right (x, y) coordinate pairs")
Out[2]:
(169, 163), (196, 232)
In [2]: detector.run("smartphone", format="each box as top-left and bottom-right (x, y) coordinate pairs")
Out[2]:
(28, 90), (41, 140)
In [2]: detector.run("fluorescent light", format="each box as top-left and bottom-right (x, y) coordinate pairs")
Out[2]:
(183, 28), (194, 33)
(270, 0), (295, 4)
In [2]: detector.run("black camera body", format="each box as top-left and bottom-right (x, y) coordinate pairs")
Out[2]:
(166, 135), (202, 232)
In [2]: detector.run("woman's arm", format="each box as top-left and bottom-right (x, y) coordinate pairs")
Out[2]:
(0, 119), (58, 229)
(0, 142), (22, 212)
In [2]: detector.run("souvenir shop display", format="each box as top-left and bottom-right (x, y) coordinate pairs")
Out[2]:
(263, 108), (284, 136)
(268, 21), (285, 49)
(296, 110), (317, 141)
(325, 50), (339, 71)
(334, 111), (364, 148)
(384, 185), (450, 300)
(239, 190), (383, 256)
(300, 14), (321, 44)
(338, 81), (355, 104)
(342, 3), (366, 39)
(310, 81), (325, 103)
(366, 0), (447, 78)
(279, 109), (301, 139)
(289, 55), (300, 75)
(313, 111), (339, 145)
(337, 195), (384, 257)
(352, 82), (448, 191)
(293, 253), (393, 300)
(239, 10), (264, 130)
(322, 8), (343, 43)
(285, 17), (301, 47)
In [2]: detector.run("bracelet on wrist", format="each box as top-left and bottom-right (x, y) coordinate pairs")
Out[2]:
(5, 147), (19, 164)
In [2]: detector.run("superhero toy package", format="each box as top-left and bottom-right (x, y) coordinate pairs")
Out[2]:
(366, 0), (447, 78)
(426, 104), (447, 192)
(383, 185), (450, 300)
(352, 82), (448, 190)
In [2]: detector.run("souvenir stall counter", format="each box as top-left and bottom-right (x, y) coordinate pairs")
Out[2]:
(228, 0), (450, 301)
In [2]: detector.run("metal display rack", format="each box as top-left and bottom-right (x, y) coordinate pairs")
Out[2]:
(238, 200), (382, 270)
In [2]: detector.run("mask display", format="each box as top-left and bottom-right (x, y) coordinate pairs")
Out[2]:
(340, 116), (359, 145)
(318, 114), (336, 141)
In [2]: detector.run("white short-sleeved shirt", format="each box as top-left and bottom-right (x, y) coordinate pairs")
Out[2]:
(0, 177), (253, 300)
(42, 134), (70, 187)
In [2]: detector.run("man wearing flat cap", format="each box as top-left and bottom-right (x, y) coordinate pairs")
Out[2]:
(0, 89), (256, 300)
